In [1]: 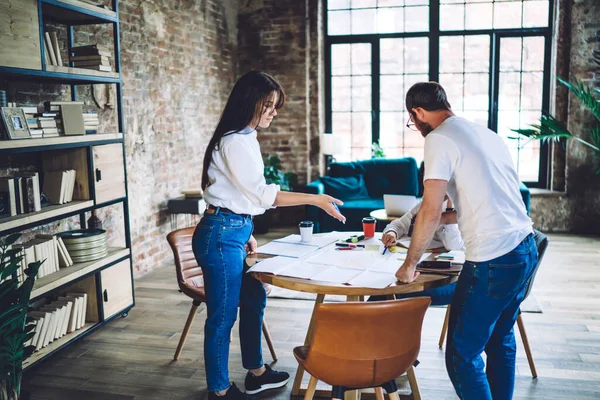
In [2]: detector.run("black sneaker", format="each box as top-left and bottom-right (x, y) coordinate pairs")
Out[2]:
(208, 383), (257, 400)
(244, 364), (290, 394)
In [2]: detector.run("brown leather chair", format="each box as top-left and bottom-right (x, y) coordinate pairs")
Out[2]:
(167, 227), (277, 361)
(294, 297), (431, 400)
(438, 230), (549, 378)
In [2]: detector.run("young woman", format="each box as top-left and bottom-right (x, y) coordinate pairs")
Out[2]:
(192, 71), (345, 400)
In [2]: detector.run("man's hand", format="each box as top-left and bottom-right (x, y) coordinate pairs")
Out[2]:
(382, 231), (397, 247)
(245, 235), (258, 255)
(395, 261), (420, 283)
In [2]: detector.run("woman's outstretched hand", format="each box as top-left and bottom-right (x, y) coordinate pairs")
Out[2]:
(315, 194), (346, 223)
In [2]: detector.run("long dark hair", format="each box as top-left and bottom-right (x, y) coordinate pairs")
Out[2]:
(201, 71), (285, 190)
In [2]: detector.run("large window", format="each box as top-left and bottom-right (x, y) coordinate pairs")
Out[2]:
(325, 0), (554, 187)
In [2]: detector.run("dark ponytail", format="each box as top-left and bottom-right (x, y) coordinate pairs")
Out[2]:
(201, 71), (285, 190)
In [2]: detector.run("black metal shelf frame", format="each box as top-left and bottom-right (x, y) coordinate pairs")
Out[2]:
(323, 0), (555, 188)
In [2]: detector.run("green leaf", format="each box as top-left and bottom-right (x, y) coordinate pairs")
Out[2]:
(558, 77), (600, 123)
(2, 234), (21, 247)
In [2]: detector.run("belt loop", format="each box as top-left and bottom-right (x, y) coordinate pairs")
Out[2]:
(215, 206), (220, 215)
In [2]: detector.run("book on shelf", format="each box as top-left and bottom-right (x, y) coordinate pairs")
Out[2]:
(50, 32), (63, 66)
(36, 233), (73, 268)
(44, 32), (58, 66)
(0, 178), (17, 217)
(42, 169), (76, 205)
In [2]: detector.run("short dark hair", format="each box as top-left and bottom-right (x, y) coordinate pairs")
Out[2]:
(405, 82), (451, 113)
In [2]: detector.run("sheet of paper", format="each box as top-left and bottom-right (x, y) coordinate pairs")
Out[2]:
(274, 232), (342, 248)
(304, 248), (351, 266)
(347, 270), (397, 289)
(257, 241), (319, 258)
(310, 266), (364, 284)
(342, 250), (391, 269)
(277, 262), (326, 280)
(247, 256), (299, 274)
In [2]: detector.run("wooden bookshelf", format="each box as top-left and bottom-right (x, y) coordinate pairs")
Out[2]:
(23, 322), (95, 370)
(31, 247), (130, 300)
(0, 133), (123, 152)
(0, 201), (94, 232)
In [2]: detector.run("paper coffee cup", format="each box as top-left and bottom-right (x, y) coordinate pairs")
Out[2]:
(299, 221), (314, 243)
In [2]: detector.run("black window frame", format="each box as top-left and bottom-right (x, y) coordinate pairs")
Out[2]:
(324, 0), (555, 188)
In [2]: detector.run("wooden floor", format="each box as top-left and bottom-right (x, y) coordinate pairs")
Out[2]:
(22, 231), (600, 399)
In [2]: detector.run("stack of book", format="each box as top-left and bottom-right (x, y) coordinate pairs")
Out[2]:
(22, 106), (43, 138)
(43, 31), (64, 67)
(44, 101), (85, 136)
(83, 112), (99, 133)
(0, 173), (42, 218)
(70, 45), (112, 72)
(11, 234), (73, 282)
(26, 293), (88, 351)
(42, 170), (77, 205)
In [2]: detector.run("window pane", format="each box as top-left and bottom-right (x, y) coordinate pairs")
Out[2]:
(403, 147), (425, 164)
(440, 36), (464, 73)
(352, 112), (372, 146)
(380, 111), (404, 148)
(494, 2), (522, 29)
(440, 4), (465, 31)
(462, 110), (489, 127)
(328, 10), (351, 35)
(500, 38), (522, 72)
(352, 0), (376, 7)
(523, 0), (549, 28)
(333, 112), (352, 136)
(328, 0), (350, 10)
(351, 8), (376, 34)
(380, 38), (404, 75)
(463, 73), (489, 110)
(464, 35), (490, 73)
(498, 72), (521, 111)
(405, 0), (428, 5)
(332, 76), (352, 111)
(379, 0), (404, 6)
(404, 38), (429, 74)
(521, 72), (543, 110)
(439, 73), (464, 110)
(522, 36), (545, 71)
(331, 44), (351, 76)
(405, 74), (429, 92)
(465, 3), (493, 30)
(405, 6), (429, 32)
(352, 76), (372, 111)
(377, 7), (404, 33)
(351, 43), (371, 75)
(380, 75), (404, 111)
(404, 127), (423, 148)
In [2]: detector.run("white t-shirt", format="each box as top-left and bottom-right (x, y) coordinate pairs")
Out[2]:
(203, 126), (279, 216)
(423, 116), (532, 262)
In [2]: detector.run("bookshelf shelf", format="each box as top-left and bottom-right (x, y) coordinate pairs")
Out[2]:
(0, 201), (94, 233)
(0, 66), (120, 84)
(31, 247), (130, 300)
(23, 322), (95, 370)
(42, 0), (117, 24)
(0, 133), (123, 154)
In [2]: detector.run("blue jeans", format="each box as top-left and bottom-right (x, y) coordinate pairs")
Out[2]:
(369, 282), (457, 305)
(446, 233), (537, 400)
(192, 210), (266, 392)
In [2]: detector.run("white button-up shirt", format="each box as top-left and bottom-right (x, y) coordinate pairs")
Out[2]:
(202, 126), (280, 216)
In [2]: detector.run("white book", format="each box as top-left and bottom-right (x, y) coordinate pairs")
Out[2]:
(80, 293), (88, 328)
(67, 293), (86, 329)
(41, 309), (57, 347)
(39, 306), (60, 342)
(67, 170), (76, 202)
(32, 240), (46, 278)
(27, 311), (48, 350)
(59, 296), (78, 333)
(51, 300), (71, 337)
(24, 317), (38, 347)
(56, 238), (70, 268)
(71, 297), (81, 331)
(32, 172), (41, 212)
(30, 316), (44, 350)
(57, 237), (73, 266)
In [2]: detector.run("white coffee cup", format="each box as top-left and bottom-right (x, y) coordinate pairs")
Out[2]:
(299, 221), (314, 243)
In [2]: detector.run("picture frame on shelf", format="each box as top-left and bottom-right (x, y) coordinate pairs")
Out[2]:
(1, 107), (31, 140)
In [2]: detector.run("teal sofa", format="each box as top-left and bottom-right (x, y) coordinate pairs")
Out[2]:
(304, 157), (532, 233)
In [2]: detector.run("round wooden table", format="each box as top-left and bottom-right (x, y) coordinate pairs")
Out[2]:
(246, 252), (458, 399)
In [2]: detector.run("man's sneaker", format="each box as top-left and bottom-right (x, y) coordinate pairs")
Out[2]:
(208, 383), (257, 400)
(244, 364), (290, 394)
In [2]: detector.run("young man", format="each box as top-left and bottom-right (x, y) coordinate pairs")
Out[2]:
(396, 82), (537, 400)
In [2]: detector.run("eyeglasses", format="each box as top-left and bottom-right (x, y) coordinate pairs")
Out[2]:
(406, 114), (418, 131)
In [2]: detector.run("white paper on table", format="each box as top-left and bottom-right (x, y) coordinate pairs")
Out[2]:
(277, 262), (326, 280)
(347, 270), (397, 289)
(304, 248), (351, 266)
(397, 237), (444, 250)
(257, 241), (319, 258)
(342, 250), (391, 269)
(247, 256), (299, 274)
(310, 266), (364, 284)
(274, 232), (342, 248)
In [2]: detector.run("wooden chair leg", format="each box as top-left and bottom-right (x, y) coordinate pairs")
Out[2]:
(262, 318), (278, 361)
(304, 375), (318, 400)
(517, 313), (538, 378)
(387, 392), (400, 400)
(174, 300), (200, 360)
(406, 365), (421, 400)
(374, 387), (385, 400)
(439, 305), (451, 348)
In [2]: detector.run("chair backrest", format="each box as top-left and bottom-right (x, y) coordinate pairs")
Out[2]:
(523, 229), (549, 300)
(303, 297), (431, 388)
(166, 227), (204, 298)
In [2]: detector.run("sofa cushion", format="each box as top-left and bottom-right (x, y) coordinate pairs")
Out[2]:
(328, 158), (419, 198)
(320, 175), (370, 201)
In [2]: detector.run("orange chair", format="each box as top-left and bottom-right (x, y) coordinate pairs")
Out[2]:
(167, 227), (277, 361)
(294, 297), (431, 400)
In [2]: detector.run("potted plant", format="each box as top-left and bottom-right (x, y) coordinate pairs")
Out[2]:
(253, 155), (298, 234)
(0, 234), (43, 400)
(510, 77), (600, 173)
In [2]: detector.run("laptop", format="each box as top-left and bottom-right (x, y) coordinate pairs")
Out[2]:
(383, 194), (418, 217)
